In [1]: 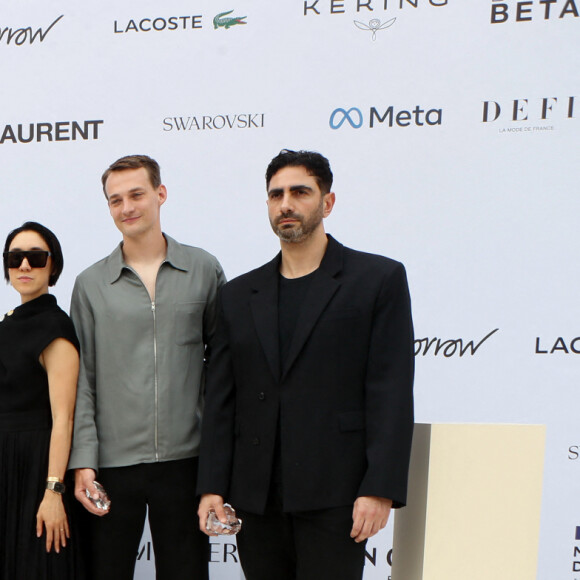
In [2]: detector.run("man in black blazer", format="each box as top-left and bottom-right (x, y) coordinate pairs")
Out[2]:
(198, 150), (414, 579)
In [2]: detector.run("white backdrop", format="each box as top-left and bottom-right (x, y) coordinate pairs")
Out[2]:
(1, 1), (578, 578)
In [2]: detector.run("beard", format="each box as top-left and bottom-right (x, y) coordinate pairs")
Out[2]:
(270, 201), (324, 243)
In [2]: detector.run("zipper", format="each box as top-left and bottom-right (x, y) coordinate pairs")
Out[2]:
(127, 264), (162, 462)
(151, 299), (159, 461)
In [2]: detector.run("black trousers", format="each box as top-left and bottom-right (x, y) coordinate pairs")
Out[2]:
(236, 488), (366, 580)
(78, 458), (208, 580)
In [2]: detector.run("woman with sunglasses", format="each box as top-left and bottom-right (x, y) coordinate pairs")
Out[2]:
(1, 222), (84, 579)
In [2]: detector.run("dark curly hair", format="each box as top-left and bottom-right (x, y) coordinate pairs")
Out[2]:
(266, 150), (333, 194)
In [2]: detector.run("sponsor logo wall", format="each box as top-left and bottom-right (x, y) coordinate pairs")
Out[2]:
(0, 1), (577, 578)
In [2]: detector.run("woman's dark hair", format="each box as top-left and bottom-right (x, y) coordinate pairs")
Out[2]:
(3, 221), (64, 286)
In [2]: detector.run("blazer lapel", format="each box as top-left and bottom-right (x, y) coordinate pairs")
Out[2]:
(281, 236), (344, 381)
(250, 255), (281, 381)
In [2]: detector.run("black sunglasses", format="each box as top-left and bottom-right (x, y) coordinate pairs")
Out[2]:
(3, 250), (52, 269)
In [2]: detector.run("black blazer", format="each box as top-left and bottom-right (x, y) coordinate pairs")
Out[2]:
(198, 235), (414, 514)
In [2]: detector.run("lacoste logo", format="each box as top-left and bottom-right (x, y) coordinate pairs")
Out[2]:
(213, 10), (247, 30)
(353, 18), (396, 41)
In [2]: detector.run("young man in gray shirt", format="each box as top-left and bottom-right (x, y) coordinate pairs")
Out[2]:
(69, 155), (225, 580)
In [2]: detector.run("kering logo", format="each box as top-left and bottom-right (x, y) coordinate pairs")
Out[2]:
(304, 0), (448, 16)
(535, 336), (580, 354)
(114, 15), (202, 34)
(354, 17), (396, 40)
(0, 120), (104, 145)
(414, 328), (499, 357)
(163, 114), (265, 131)
(490, 0), (579, 23)
(213, 10), (247, 29)
(0, 14), (63, 46)
(330, 105), (442, 129)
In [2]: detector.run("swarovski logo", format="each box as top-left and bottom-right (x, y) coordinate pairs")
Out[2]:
(163, 114), (264, 131)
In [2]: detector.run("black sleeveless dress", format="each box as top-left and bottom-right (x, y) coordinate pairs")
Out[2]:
(0, 294), (84, 580)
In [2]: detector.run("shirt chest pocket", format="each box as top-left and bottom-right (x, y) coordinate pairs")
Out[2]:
(174, 302), (205, 345)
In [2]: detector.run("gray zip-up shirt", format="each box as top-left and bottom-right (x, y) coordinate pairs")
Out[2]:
(68, 235), (226, 470)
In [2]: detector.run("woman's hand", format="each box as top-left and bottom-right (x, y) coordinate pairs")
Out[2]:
(36, 489), (69, 553)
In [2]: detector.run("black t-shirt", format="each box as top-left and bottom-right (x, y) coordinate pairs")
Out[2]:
(278, 270), (317, 372)
(270, 270), (317, 502)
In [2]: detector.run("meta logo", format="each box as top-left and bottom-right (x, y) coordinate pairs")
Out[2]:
(330, 108), (364, 128)
(483, 97), (576, 122)
(0, 120), (104, 145)
(0, 14), (63, 45)
(490, 0), (579, 23)
(304, 0), (448, 16)
(330, 106), (442, 129)
(535, 336), (580, 354)
(163, 114), (265, 131)
(114, 15), (202, 33)
(414, 329), (499, 357)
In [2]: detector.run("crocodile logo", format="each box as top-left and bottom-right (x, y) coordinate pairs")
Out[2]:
(213, 10), (247, 30)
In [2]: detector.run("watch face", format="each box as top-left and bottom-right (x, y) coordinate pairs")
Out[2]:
(46, 481), (66, 494)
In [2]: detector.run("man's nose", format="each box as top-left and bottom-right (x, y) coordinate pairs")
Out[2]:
(280, 192), (293, 212)
(122, 199), (134, 213)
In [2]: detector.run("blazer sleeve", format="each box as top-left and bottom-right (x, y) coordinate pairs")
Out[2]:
(357, 262), (414, 507)
(197, 290), (236, 499)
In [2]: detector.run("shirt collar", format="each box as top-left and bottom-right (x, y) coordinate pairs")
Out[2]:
(107, 234), (188, 284)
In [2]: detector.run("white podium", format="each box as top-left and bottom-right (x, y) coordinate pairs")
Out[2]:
(392, 423), (545, 580)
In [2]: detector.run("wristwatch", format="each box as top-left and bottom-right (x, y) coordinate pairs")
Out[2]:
(46, 479), (66, 494)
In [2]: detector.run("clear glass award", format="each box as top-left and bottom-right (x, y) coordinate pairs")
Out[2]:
(85, 480), (111, 510)
(206, 504), (242, 535)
